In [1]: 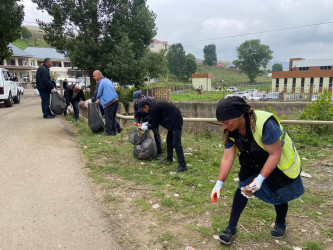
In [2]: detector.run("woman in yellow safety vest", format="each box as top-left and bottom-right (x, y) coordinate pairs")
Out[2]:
(211, 96), (304, 245)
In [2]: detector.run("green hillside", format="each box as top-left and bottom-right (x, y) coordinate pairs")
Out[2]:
(12, 29), (51, 50)
(196, 65), (271, 85)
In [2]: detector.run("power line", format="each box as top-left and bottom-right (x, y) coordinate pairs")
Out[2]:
(181, 21), (333, 44)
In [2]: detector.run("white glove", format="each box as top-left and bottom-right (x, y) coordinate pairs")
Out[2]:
(142, 122), (148, 126)
(67, 106), (72, 112)
(51, 88), (57, 93)
(88, 99), (92, 103)
(246, 174), (265, 193)
(211, 180), (223, 203)
(141, 125), (148, 131)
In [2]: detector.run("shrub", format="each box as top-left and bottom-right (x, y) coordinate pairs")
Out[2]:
(297, 90), (333, 135)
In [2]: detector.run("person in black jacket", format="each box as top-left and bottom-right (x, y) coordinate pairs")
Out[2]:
(36, 58), (55, 118)
(133, 91), (163, 160)
(64, 84), (86, 121)
(138, 100), (187, 172)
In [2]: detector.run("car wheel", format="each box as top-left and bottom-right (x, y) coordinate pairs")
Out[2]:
(4, 91), (14, 107)
(13, 91), (20, 104)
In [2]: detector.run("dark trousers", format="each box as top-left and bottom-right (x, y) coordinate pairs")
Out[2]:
(152, 127), (163, 155)
(99, 103), (121, 129)
(39, 89), (52, 117)
(104, 100), (118, 135)
(71, 100), (79, 120)
(228, 189), (288, 229)
(166, 129), (186, 167)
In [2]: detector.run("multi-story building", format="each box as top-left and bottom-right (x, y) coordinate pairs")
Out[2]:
(149, 39), (169, 53)
(0, 44), (77, 83)
(272, 58), (333, 94)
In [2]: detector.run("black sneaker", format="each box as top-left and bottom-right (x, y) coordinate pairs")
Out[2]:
(159, 158), (173, 165)
(156, 154), (164, 161)
(117, 127), (123, 133)
(173, 165), (187, 172)
(270, 224), (287, 238)
(219, 227), (236, 245)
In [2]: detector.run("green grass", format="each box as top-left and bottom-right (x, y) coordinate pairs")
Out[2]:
(64, 113), (333, 248)
(12, 31), (52, 49)
(196, 64), (271, 85)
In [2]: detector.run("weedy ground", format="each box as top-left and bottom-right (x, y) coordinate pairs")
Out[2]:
(67, 115), (333, 250)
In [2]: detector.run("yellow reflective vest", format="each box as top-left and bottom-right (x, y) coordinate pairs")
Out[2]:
(233, 110), (301, 179)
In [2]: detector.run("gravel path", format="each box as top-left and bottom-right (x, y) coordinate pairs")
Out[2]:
(0, 89), (121, 249)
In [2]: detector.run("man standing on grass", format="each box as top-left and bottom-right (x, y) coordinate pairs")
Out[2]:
(36, 58), (55, 119)
(93, 70), (119, 136)
(138, 100), (187, 172)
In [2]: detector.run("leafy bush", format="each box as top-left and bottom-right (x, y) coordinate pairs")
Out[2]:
(116, 87), (136, 113)
(297, 90), (333, 135)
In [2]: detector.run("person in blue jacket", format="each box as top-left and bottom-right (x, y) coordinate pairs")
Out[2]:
(93, 70), (119, 136)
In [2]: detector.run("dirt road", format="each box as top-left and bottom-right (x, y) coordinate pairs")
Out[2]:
(0, 89), (121, 249)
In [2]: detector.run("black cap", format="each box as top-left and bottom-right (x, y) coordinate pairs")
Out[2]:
(216, 96), (250, 121)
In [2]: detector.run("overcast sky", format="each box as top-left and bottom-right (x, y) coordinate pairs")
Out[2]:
(22, 0), (333, 65)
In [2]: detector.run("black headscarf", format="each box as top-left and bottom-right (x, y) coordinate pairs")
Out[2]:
(216, 96), (251, 121)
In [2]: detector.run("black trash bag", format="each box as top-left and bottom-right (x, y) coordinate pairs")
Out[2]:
(129, 128), (157, 160)
(88, 102), (104, 133)
(50, 92), (67, 115)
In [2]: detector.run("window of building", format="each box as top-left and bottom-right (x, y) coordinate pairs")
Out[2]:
(320, 66), (332, 70)
(301, 78), (305, 87)
(64, 62), (71, 67)
(30, 61), (35, 66)
(10, 59), (15, 65)
(276, 78), (279, 88)
(284, 78), (287, 87)
(310, 77), (314, 87)
(319, 77), (323, 87)
(292, 78), (296, 87)
(329, 77), (333, 87)
(150, 44), (154, 48)
(299, 67), (309, 71)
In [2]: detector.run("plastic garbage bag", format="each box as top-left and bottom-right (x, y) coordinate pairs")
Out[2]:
(50, 91), (67, 115)
(129, 128), (157, 160)
(88, 102), (104, 133)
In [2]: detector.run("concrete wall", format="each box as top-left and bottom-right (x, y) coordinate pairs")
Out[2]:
(172, 101), (311, 119)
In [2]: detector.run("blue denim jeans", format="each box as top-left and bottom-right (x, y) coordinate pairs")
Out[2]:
(71, 100), (79, 120)
(39, 90), (52, 117)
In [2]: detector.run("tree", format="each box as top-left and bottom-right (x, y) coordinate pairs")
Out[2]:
(166, 43), (185, 79)
(0, 0), (24, 62)
(185, 53), (197, 79)
(32, 0), (156, 89)
(272, 63), (283, 72)
(22, 26), (32, 39)
(233, 39), (273, 82)
(145, 50), (167, 79)
(203, 44), (217, 66)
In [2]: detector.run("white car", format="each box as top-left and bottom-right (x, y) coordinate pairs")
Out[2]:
(17, 83), (24, 95)
(226, 87), (239, 92)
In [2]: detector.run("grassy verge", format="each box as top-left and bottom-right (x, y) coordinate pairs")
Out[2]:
(66, 114), (333, 249)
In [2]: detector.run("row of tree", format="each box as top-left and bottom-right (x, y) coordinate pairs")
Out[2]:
(1, 0), (282, 89)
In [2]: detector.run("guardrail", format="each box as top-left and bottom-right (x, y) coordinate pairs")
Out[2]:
(116, 114), (333, 125)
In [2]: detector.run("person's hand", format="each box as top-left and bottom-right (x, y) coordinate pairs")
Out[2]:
(142, 122), (148, 126)
(88, 99), (92, 104)
(211, 180), (224, 203)
(135, 122), (141, 127)
(246, 174), (265, 193)
(67, 106), (72, 112)
(141, 125), (148, 131)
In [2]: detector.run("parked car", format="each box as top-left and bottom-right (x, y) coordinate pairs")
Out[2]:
(16, 83), (24, 95)
(287, 94), (303, 101)
(226, 87), (239, 92)
(0, 68), (21, 107)
(265, 92), (281, 100)
(311, 95), (318, 101)
(248, 92), (266, 101)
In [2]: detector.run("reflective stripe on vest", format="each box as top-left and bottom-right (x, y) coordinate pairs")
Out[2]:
(252, 110), (301, 179)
